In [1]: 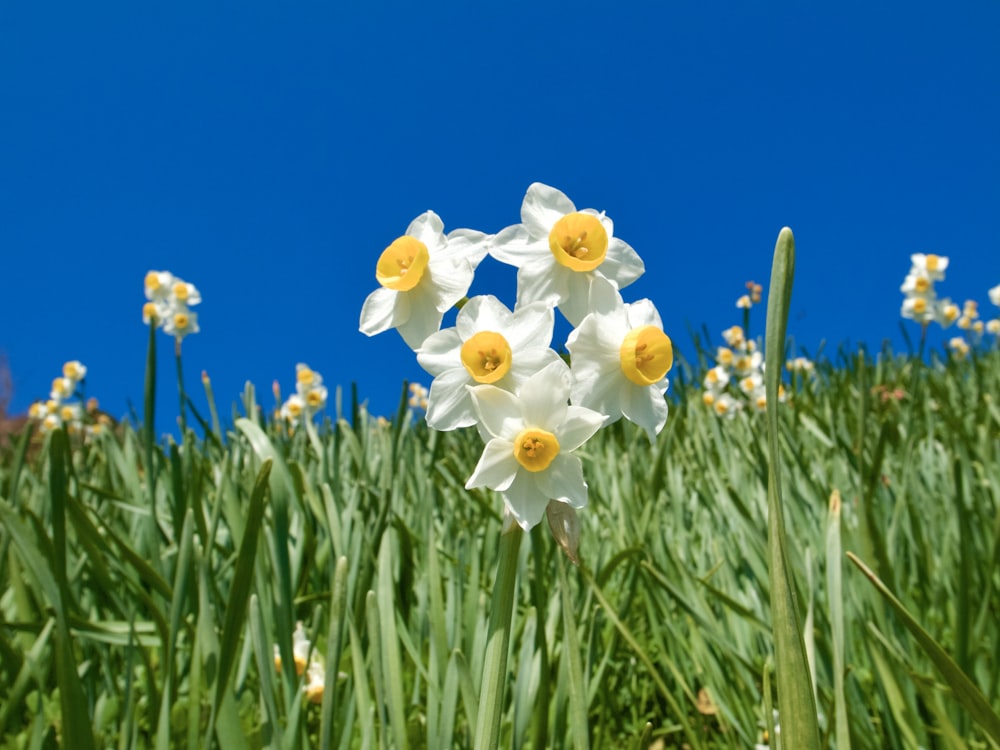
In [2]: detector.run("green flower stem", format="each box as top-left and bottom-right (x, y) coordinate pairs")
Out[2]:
(474, 524), (523, 750)
(175, 338), (188, 437)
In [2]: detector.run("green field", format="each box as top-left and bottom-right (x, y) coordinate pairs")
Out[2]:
(2, 331), (998, 749)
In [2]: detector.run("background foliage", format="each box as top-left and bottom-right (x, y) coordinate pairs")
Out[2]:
(1, 343), (998, 749)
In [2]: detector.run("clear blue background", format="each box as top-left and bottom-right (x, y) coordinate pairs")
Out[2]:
(2, 3), (998, 430)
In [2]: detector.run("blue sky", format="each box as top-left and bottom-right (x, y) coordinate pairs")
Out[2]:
(2, 3), (998, 431)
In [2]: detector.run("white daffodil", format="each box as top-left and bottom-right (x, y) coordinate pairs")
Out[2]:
(986, 319), (1000, 335)
(703, 365), (730, 391)
(901, 294), (936, 324)
(304, 659), (326, 704)
(910, 253), (948, 281)
(989, 284), (1000, 307)
(303, 384), (328, 413)
(900, 272), (934, 297)
(142, 300), (168, 327)
(465, 361), (605, 531)
(50, 377), (75, 402)
(273, 621), (312, 676)
(62, 360), (87, 383)
(489, 183), (644, 326)
(295, 363), (323, 394)
(935, 299), (960, 328)
(170, 279), (202, 307)
(360, 211), (490, 349)
(163, 306), (199, 340)
(948, 337), (970, 359)
(280, 394), (306, 423)
(416, 295), (561, 431)
(566, 289), (673, 443)
(721, 325), (746, 349)
(144, 270), (174, 301)
(711, 392), (741, 419)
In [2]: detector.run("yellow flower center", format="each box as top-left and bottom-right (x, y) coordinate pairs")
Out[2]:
(714, 401), (729, 416)
(305, 682), (324, 704)
(63, 362), (82, 379)
(174, 312), (189, 329)
(52, 378), (70, 397)
(926, 254), (940, 271)
(173, 282), (189, 301)
(60, 406), (75, 421)
(297, 368), (315, 386)
(460, 331), (512, 384)
(702, 392), (715, 406)
(306, 390), (324, 408)
(376, 236), (430, 291)
(513, 428), (560, 473)
(914, 277), (930, 293)
(912, 298), (927, 314)
(145, 271), (161, 291)
(717, 348), (733, 366)
(143, 302), (158, 321)
(619, 326), (673, 386)
(548, 213), (608, 272)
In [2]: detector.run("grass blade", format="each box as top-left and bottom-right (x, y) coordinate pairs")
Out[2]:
(847, 551), (1000, 743)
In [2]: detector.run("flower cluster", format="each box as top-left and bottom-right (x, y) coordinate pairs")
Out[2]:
(273, 622), (326, 704)
(901, 255), (1000, 352)
(143, 270), (201, 341)
(27, 360), (106, 437)
(900, 253), (950, 326)
(736, 280), (763, 310)
(277, 364), (328, 427)
(359, 183), (674, 531)
(702, 323), (783, 417)
(408, 382), (429, 410)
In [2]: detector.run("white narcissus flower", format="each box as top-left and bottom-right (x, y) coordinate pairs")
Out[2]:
(62, 360), (87, 382)
(901, 295), (936, 324)
(490, 183), (644, 326)
(360, 211), (490, 349)
(465, 361), (605, 531)
(163, 306), (199, 340)
(416, 295), (561, 431)
(989, 284), (1000, 307)
(280, 394), (306, 423)
(910, 253), (948, 281)
(566, 289), (673, 443)
(145, 270), (174, 301)
(273, 621), (312, 676)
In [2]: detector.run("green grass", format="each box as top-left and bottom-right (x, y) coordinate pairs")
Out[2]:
(1, 343), (999, 748)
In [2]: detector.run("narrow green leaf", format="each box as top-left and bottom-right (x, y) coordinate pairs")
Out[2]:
(211, 459), (272, 726)
(847, 551), (1000, 743)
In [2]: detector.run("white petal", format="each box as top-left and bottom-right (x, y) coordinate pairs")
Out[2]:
(406, 210), (446, 248)
(535, 454), (588, 510)
(360, 287), (407, 337)
(425, 367), (477, 430)
(557, 405), (605, 451)
(516, 257), (568, 310)
(501, 472), (550, 530)
(570, 365), (624, 423)
(468, 384), (524, 440)
(507, 347), (562, 386)
(426, 258), (475, 312)
(490, 224), (544, 267)
(620, 385), (669, 444)
(599, 238), (645, 290)
(416, 328), (463, 376)
(442, 228), (490, 268)
(466, 438), (517, 492)
(624, 299), (663, 329)
(505, 303), (555, 350)
(558, 272), (604, 327)
(518, 360), (570, 428)
(456, 295), (512, 339)
(521, 183), (575, 239)
(396, 287), (443, 349)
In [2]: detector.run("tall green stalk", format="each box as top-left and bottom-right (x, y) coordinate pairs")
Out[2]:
(474, 524), (523, 750)
(763, 227), (820, 748)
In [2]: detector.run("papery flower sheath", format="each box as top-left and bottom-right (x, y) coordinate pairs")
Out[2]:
(360, 211), (490, 349)
(566, 287), (673, 443)
(490, 183), (644, 326)
(465, 360), (605, 531)
(416, 295), (561, 430)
